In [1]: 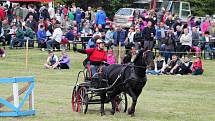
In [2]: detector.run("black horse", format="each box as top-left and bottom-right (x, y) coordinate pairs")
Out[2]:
(99, 50), (153, 116)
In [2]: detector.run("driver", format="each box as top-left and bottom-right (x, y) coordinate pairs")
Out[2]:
(74, 39), (107, 76)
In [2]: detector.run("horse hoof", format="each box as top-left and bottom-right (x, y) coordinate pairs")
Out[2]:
(101, 112), (105, 116)
(110, 110), (115, 115)
(128, 108), (132, 115)
(130, 113), (135, 117)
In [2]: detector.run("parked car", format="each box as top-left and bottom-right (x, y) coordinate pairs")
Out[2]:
(113, 8), (145, 28)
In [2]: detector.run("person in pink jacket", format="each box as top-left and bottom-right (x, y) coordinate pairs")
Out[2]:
(192, 57), (204, 75)
(107, 49), (116, 65)
(201, 19), (210, 35)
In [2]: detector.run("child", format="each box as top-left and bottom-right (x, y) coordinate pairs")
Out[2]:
(52, 50), (70, 69)
(44, 51), (58, 69)
(107, 49), (116, 65)
(192, 57), (204, 75)
(0, 48), (5, 57)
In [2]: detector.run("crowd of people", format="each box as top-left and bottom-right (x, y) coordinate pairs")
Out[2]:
(0, 2), (214, 74)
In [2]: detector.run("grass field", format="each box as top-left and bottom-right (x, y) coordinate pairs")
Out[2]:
(0, 49), (215, 121)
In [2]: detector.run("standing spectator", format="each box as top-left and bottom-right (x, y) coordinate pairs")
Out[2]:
(52, 50), (70, 69)
(75, 7), (82, 32)
(95, 7), (106, 29)
(107, 49), (116, 65)
(22, 5), (29, 21)
(85, 6), (95, 25)
(55, 9), (62, 24)
(142, 21), (156, 51)
(46, 24), (63, 50)
(165, 15), (174, 28)
(208, 21), (215, 37)
(178, 56), (192, 75)
(0, 5), (5, 21)
(163, 28), (176, 63)
(14, 4), (23, 18)
(191, 27), (201, 57)
(192, 57), (204, 75)
(26, 15), (37, 32)
(133, 27), (142, 50)
(40, 4), (50, 20)
(48, 4), (55, 19)
(61, 15), (71, 32)
(180, 28), (192, 57)
(68, 9), (74, 26)
(104, 25), (114, 47)
(156, 22), (167, 52)
(44, 51), (58, 69)
(201, 18), (210, 35)
(47, 18), (57, 34)
(113, 25), (127, 63)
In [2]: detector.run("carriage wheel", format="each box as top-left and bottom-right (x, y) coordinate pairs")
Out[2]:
(115, 92), (128, 113)
(77, 87), (88, 114)
(71, 87), (78, 112)
(77, 71), (86, 83)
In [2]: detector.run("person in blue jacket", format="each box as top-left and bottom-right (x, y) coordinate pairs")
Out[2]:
(95, 7), (106, 29)
(37, 25), (47, 50)
(75, 7), (82, 32)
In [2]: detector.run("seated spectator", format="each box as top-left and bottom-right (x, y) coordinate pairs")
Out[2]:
(81, 22), (93, 36)
(86, 35), (100, 49)
(15, 26), (25, 48)
(44, 51), (58, 69)
(107, 49), (116, 65)
(37, 25), (47, 51)
(46, 24), (63, 50)
(178, 56), (192, 75)
(0, 48), (5, 58)
(123, 46), (137, 64)
(192, 57), (204, 75)
(52, 50), (70, 69)
(146, 54), (166, 75)
(60, 27), (74, 50)
(0, 27), (5, 47)
(9, 25), (17, 49)
(161, 54), (181, 75)
(93, 27), (102, 38)
(24, 24), (34, 47)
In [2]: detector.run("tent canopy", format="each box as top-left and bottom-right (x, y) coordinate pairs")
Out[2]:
(9, 0), (52, 2)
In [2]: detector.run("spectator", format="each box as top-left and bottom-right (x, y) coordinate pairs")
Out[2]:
(104, 25), (114, 48)
(163, 28), (176, 63)
(81, 22), (93, 36)
(201, 31), (212, 59)
(22, 5), (29, 20)
(44, 51), (58, 69)
(156, 22), (167, 52)
(15, 26), (25, 47)
(26, 15), (37, 32)
(146, 54), (166, 75)
(95, 7), (106, 29)
(178, 56), (192, 75)
(201, 18), (210, 35)
(142, 21), (156, 51)
(47, 24), (63, 50)
(0, 5), (5, 21)
(9, 25), (17, 49)
(133, 27), (142, 50)
(208, 21), (215, 37)
(93, 27), (102, 38)
(75, 7), (82, 32)
(48, 4), (55, 19)
(161, 54), (181, 75)
(0, 48), (5, 57)
(180, 28), (192, 57)
(113, 25), (127, 63)
(87, 35), (100, 49)
(165, 15), (174, 28)
(37, 25), (47, 50)
(191, 27), (201, 57)
(24, 24), (34, 47)
(192, 57), (204, 75)
(107, 49), (116, 65)
(52, 50), (70, 69)
(123, 46), (137, 64)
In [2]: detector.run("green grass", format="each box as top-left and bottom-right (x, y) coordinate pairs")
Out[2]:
(0, 49), (215, 121)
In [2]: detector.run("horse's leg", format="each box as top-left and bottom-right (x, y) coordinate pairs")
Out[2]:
(100, 93), (106, 116)
(110, 98), (116, 115)
(128, 87), (137, 117)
